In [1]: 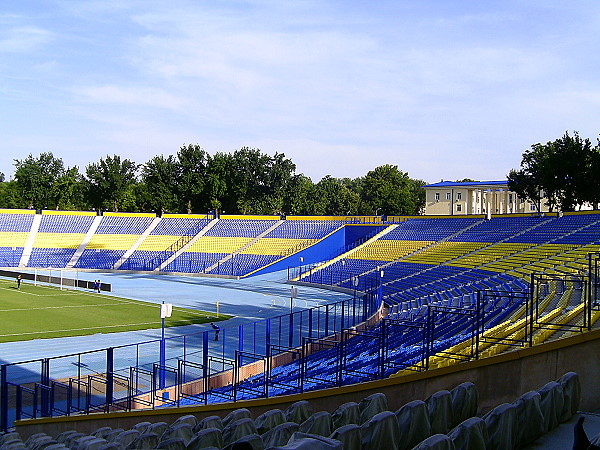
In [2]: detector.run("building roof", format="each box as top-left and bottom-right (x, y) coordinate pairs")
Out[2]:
(422, 180), (508, 188)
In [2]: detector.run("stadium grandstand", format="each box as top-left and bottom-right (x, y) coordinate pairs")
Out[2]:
(1, 208), (600, 448)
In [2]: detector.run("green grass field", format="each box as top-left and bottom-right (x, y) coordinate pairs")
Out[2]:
(0, 279), (229, 343)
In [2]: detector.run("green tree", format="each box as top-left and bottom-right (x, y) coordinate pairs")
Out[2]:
(53, 166), (85, 210)
(132, 181), (151, 212)
(259, 152), (296, 214)
(508, 131), (595, 212)
(13, 152), (69, 209)
(585, 141), (600, 210)
(205, 152), (232, 214)
(311, 176), (360, 216)
(222, 148), (296, 214)
(142, 155), (180, 215)
(85, 155), (139, 212)
(408, 178), (427, 215)
(119, 183), (140, 212)
(360, 165), (424, 215)
(283, 174), (315, 215)
(229, 147), (272, 214)
(0, 180), (20, 209)
(177, 144), (208, 213)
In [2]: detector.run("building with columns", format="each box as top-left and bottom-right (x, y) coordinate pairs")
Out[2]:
(422, 180), (550, 216)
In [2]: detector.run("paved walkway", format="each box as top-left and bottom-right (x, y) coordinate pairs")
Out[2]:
(524, 412), (600, 449)
(0, 270), (349, 366)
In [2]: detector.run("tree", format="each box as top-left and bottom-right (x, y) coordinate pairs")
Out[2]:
(224, 148), (296, 214)
(229, 148), (272, 214)
(13, 152), (68, 209)
(53, 166), (85, 211)
(408, 178), (427, 215)
(205, 152), (231, 214)
(85, 155), (138, 212)
(508, 131), (595, 212)
(0, 180), (20, 209)
(586, 142), (600, 210)
(177, 144), (208, 213)
(259, 152), (296, 214)
(360, 165), (424, 215)
(283, 174), (315, 215)
(311, 176), (360, 216)
(142, 155), (180, 215)
(507, 143), (547, 211)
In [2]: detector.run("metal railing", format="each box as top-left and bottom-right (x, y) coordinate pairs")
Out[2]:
(3, 260), (598, 431)
(0, 279), (380, 430)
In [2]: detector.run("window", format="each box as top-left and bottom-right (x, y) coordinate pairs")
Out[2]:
(457, 192), (462, 200)
(446, 192), (451, 200)
(509, 194), (513, 203)
(530, 203), (537, 211)
(435, 193), (440, 201)
(456, 204), (462, 212)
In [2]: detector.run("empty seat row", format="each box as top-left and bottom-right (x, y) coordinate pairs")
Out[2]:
(4, 374), (578, 449)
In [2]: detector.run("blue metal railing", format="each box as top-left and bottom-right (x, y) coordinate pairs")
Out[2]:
(0, 277), (380, 430)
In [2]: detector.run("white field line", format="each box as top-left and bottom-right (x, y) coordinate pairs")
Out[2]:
(0, 303), (123, 312)
(0, 282), (211, 316)
(0, 285), (81, 297)
(0, 322), (161, 337)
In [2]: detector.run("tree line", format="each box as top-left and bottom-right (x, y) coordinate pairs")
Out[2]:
(0, 145), (427, 216)
(508, 131), (600, 212)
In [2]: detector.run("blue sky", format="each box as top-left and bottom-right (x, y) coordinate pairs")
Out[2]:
(1, 1), (599, 184)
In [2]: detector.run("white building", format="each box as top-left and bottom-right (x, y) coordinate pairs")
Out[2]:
(422, 180), (550, 216)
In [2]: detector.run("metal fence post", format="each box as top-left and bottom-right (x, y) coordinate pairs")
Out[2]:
(202, 331), (209, 404)
(106, 348), (114, 407)
(266, 319), (271, 354)
(529, 273), (535, 347)
(588, 253), (593, 330)
(40, 358), (50, 417)
(1, 364), (7, 432)
(288, 312), (294, 348)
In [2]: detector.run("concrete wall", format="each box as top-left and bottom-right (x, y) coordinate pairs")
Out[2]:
(343, 225), (384, 247)
(16, 327), (600, 439)
(251, 224), (382, 277)
(249, 227), (346, 276)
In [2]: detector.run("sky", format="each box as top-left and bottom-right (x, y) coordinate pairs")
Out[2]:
(1, 1), (599, 184)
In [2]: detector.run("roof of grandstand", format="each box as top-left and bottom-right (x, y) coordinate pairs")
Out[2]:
(422, 180), (508, 188)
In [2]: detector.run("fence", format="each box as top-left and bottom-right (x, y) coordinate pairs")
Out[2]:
(2, 263), (598, 431)
(291, 262), (598, 370)
(0, 269), (111, 292)
(0, 278), (380, 430)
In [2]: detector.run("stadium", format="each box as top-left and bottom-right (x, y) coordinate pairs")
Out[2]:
(0, 207), (598, 449)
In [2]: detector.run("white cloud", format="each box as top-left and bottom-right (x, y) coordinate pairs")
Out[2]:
(0, 26), (53, 53)
(74, 85), (189, 111)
